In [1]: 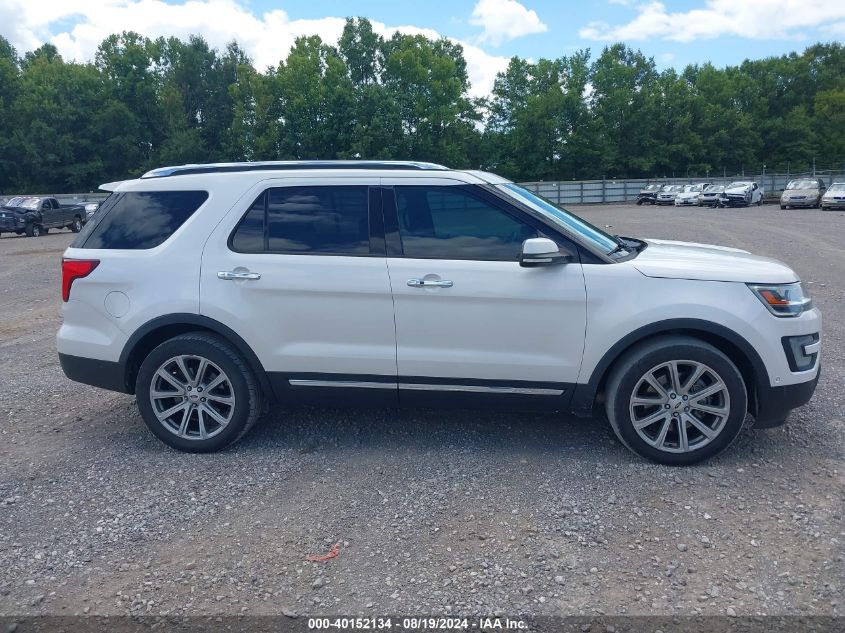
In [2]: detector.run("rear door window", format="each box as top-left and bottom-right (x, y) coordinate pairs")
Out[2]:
(75, 191), (208, 249)
(230, 185), (370, 255)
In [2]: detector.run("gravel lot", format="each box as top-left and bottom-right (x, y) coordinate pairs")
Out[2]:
(0, 204), (842, 621)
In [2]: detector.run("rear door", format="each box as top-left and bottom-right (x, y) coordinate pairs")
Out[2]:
(200, 177), (398, 404)
(381, 178), (587, 409)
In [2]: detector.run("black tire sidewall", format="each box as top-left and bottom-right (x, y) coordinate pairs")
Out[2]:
(136, 336), (255, 453)
(610, 342), (747, 465)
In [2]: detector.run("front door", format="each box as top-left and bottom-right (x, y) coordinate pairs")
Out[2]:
(41, 199), (59, 228)
(381, 179), (587, 408)
(200, 178), (398, 404)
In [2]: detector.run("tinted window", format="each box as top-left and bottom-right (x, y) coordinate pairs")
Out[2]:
(395, 186), (537, 260)
(230, 196), (265, 252)
(78, 191), (207, 249)
(230, 186), (370, 255)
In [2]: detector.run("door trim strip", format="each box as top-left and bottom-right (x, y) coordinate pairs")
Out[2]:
(288, 377), (564, 396)
(289, 379), (397, 389)
(398, 383), (564, 396)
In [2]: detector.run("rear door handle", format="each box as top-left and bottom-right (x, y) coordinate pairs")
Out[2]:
(407, 278), (453, 288)
(218, 271), (261, 281)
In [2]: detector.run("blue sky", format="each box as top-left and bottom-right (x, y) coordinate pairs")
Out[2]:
(261, 0), (845, 69)
(2, 0), (844, 96)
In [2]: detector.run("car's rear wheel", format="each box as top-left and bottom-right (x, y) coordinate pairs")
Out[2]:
(136, 332), (263, 452)
(605, 336), (747, 465)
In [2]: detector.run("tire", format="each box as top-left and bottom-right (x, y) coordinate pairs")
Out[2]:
(135, 332), (263, 453)
(604, 335), (748, 465)
(25, 223), (41, 237)
(70, 216), (82, 233)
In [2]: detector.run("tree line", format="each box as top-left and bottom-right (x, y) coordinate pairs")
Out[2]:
(0, 18), (843, 193)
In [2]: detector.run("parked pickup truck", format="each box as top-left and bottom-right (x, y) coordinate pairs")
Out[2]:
(0, 196), (86, 237)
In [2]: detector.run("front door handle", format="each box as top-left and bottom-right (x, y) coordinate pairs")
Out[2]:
(218, 271), (261, 281)
(407, 278), (453, 288)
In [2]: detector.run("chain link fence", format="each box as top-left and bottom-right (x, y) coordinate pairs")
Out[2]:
(519, 170), (845, 205)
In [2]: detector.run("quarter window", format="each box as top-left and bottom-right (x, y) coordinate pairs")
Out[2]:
(76, 191), (208, 250)
(230, 186), (370, 255)
(394, 185), (537, 260)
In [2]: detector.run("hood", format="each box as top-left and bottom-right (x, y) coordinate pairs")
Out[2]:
(724, 184), (752, 195)
(676, 191), (699, 200)
(632, 239), (798, 283)
(782, 188), (819, 197)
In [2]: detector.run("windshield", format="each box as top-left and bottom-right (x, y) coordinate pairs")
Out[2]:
(682, 184), (704, 193)
(704, 185), (724, 193)
(4, 196), (24, 207)
(643, 184), (660, 192)
(786, 179), (819, 190)
(497, 183), (620, 254)
(727, 182), (752, 189)
(18, 197), (41, 210)
(828, 183), (845, 192)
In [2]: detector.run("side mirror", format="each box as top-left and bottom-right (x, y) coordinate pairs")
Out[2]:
(520, 237), (572, 268)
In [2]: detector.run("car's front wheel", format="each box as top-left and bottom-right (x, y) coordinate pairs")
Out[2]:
(135, 332), (263, 452)
(605, 336), (748, 465)
(70, 216), (82, 232)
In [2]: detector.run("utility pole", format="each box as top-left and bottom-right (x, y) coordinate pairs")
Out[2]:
(813, 156), (816, 176)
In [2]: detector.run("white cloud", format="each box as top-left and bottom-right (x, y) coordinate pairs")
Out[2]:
(580, 0), (845, 42)
(469, 0), (548, 45)
(0, 0), (509, 97)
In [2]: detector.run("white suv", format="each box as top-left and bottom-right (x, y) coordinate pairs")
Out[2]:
(57, 161), (821, 465)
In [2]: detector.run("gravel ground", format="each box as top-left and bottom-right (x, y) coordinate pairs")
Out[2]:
(0, 204), (842, 620)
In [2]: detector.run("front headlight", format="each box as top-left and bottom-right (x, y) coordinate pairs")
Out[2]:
(748, 282), (812, 317)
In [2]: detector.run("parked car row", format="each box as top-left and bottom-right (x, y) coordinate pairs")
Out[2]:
(0, 197), (100, 237)
(638, 182), (764, 207)
(780, 178), (843, 210)
(636, 177), (844, 210)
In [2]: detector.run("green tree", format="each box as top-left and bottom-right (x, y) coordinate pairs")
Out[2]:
(0, 36), (20, 191)
(589, 44), (661, 177)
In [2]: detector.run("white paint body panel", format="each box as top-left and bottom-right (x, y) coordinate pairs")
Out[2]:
(386, 257), (586, 382)
(578, 262), (820, 388)
(199, 176), (396, 376)
(634, 239), (799, 283)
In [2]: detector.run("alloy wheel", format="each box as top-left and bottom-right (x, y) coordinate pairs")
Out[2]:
(629, 360), (731, 453)
(149, 354), (236, 440)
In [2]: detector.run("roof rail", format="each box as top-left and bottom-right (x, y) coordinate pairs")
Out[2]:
(141, 160), (450, 179)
